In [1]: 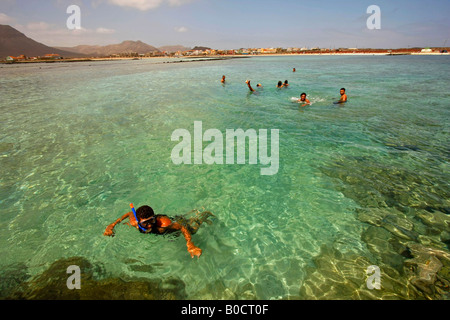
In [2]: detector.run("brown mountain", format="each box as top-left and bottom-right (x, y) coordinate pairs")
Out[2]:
(192, 46), (211, 51)
(0, 24), (85, 59)
(158, 45), (191, 53)
(57, 40), (161, 57)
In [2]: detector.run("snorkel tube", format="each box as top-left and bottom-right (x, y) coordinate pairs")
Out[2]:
(130, 203), (148, 232)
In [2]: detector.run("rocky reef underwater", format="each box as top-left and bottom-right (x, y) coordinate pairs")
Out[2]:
(308, 151), (449, 300)
(0, 149), (448, 300)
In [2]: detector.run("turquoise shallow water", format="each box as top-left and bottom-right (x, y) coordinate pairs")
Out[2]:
(0, 55), (449, 299)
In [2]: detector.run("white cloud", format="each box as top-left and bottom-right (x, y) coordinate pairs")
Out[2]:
(174, 26), (188, 33)
(96, 27), (116, 34)
(13, 22), (117, 46)
(0, 12), (15, 24)
(107, 0), (164, 11)
(168, 0), (195, 6)
(107, 0), (196, 11)
(26, 21), (52, 31)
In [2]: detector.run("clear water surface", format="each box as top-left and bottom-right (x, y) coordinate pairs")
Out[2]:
(0, 55), (449, 299)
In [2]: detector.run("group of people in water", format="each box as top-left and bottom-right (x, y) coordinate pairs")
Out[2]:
(222, 68), (348, 107)
(104, 68), (348, 259)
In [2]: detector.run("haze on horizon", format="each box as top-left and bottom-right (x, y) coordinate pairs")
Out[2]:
(0, 0), (449, 50)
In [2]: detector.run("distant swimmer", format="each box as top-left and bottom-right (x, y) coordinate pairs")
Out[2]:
(292, 93), (311, 106)
(277, 81), (283, 88)
(284, 80), (289, 87)
(246, 80), (262, 92)
(246, 80), (255, 92)
(334, 88), (348, 104)
(340, 88), (347, 102)
(293, 68), (296, 72)
(221, 75), (226, 83)
(299, 93), (311, 106)
(104, 204), (214, 258)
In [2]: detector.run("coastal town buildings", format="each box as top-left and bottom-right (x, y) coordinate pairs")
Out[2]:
(2, 46), (448, 63)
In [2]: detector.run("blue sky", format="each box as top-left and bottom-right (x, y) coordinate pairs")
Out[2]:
(1, 0), (449, 49)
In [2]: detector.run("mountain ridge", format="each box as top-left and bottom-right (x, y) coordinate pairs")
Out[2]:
(0, 24), (86, 58)
(0, 24), (202, 59)
(56, 40), (162, 56)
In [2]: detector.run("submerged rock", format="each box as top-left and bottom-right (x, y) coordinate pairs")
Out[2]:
(385, 144), (421, 152)
(0, 263), (30, 299)
(415, 209), (450, 232)
(320, 155), (449, 215)
(357, 208), (419, 241)
(441, 231), (450, 250)
(361, 226), (405, 272)
(319, 153), (450, 299)
(0, 142), (14, 154)
(404, 243), (450, 299)
(297, 245), (415, 300)
(6, 257), (187, 300)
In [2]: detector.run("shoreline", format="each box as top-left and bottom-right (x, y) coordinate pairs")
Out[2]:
(0, 55), (249, 65)
(1, 52), (448, 65)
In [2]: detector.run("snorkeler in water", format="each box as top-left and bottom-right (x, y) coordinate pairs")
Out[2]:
(104, 205), (214, 259)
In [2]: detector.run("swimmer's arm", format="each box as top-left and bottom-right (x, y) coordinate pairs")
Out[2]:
(104, 212), (132, 237)
(301, 99), (311, 106)
(168, 222), (202, 258)
(246, 80), (255, 92)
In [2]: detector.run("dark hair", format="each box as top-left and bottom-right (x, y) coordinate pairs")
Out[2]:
(301, 93), (306, 96)
(136, 206), (155, 220)
(341, 88), (346, 91)
(284, 80), (288, 84)
(278, 81), (282, 86)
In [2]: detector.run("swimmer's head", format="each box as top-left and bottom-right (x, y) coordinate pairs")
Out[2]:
(340, 88), (346, 94)
(136, 205), (155, 229)
(278, 81), (282, 87)
(284, 80), (288, 84)
(300, 93), (307, 101)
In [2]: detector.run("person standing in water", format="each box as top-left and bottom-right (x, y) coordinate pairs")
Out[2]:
(221, 75), (226, 83)
(338, 88), (347, 103)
